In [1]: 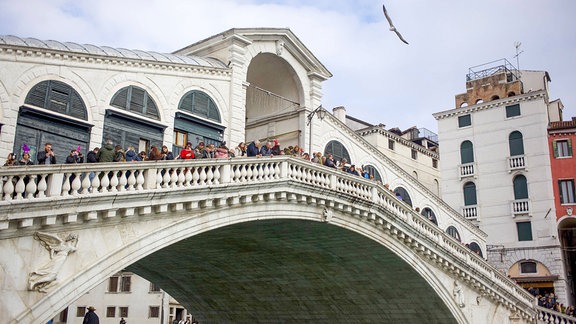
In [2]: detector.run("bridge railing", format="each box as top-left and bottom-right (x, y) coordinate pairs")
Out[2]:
(537, 306), (576, 324)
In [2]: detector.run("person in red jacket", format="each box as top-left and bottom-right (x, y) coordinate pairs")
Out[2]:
(179, 142), (194, 160)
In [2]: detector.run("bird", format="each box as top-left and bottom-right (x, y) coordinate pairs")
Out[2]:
(382, 4), (409, 44)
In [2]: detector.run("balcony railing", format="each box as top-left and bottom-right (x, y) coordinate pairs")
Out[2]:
(512, 198), (530, 217)
(508, 155), (526, 172)
(459, 162), (475, 179)
(462, 205), (478, 220)
(537, 306), (576, 324)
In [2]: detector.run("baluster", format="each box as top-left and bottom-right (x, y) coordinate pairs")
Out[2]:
(100, 172), (110, 193)
(213, 166), (221, 184)
(117, 170), (127, 192)
(206, 166), (214, 185)
(136, 170), (145, 190)
(91, 172), (101, 193)
(191, 167), (200, 186)
(170, 169), (178, 188)
(274, 163), (280, 179)
(3, 176), (14, 200)
(127, 170), (136, 191)
(61, 174), (71, 196)
(258, 163), (264, 180)
(156, 169), (163, 189)
(14, 176), (26, 199)
(263, 163), (270, 180)
(184, 167), (192, 186)
(162, 169), (170, 188)
(81, 172), (91, 194)
(177, 168), (185, 187)
(0, 175), (3, 199)
(199, 166), (207, 185)
(37, 174), (47, 197)
(71, 172), (82, 196)
(109, 171), (119, 192)
(233, 165), (241, 182)
(246, 165), (253, 181)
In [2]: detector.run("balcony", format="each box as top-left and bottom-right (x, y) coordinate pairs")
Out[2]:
(511, 199), (530, 217)
(462, 205), (478, 220)
(459, 162), (475, 179)
(508, 155), (526, 172)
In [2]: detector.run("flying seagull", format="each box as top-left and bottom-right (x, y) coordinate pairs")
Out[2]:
(382, 4), (409, 44)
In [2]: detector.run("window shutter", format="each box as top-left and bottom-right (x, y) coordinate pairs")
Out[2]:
(553, 140), (558, 158)
(569, 139), (573, 157)
(111, 88), (129, 108)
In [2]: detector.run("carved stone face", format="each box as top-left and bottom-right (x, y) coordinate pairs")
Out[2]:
(567, 207), (573, 216)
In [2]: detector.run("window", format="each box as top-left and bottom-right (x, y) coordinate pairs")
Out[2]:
(76, 307), (86, 317)
(362, 164), (382, 182)
(460, 141), (474, 164)
(553, 139), (573, 158)
(178, 90), (221, 123)
(559, 180), (575, 204)
(388, 139), (395, 150)
(463, 182), (477, 206)
(458, 114), (471, 127)
(119, 307), (129, 318)
(421, 208), (438, 225)
(446, 226), (461, 242)
(24, 80), (88, 120)
(173, 130), (188, 148)
(516, 222), (533, 241)
(432, 159), (438, 168)
(468, 242), (483, 257)
(393, 187), (413, 207)
(411, 149), (417, 160)
(121, 276), (131, 292)
(506, 104), (521, 117)
(149, 306), (160, 318)
(150, 282), (161, 292)
(508, 131), (524, 156)
(520, 261), (537, 274)
(513, 175), (528, 199)
(324, 140), (351, 164)
(108, 277), (119, 292)
(106, 307), (116, 318)
(110, 86), (160, 120)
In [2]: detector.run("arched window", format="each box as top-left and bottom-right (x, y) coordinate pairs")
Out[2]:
(475, 99), (484, 104)
(468, 242), (483, 257)
(394, 187), (413, 207)
(509, 131), (524, 156)
(421, 208), (438, 225)
(491, 95), (500, 101)
(460, 141), (474, 164)
(513, 174), (528, 199)
(110, 86), (160, 120)
(412, 171), (418, 179)
(178, 90), (221, 123)
(508, 91), (516, 97)
(25, 80), (87, 120)
(324, 140), (351, 163)
(463, 182), (477, 206)
(361, 164), (382, 182)
(446, 226), (461, 242)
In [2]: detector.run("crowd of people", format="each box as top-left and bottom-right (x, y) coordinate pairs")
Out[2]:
(530, 288), (576, 317)
(2, 139), (378, 181)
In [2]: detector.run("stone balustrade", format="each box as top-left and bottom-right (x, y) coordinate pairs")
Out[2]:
(537, 306), (576, 324)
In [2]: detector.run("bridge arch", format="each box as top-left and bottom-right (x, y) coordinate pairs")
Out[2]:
(24, 200), (465, 323)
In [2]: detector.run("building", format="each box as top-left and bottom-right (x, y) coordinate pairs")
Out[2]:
(549, 117), (576, 303)
(433, 59), (569, 303)
(48, 271), (190, 324)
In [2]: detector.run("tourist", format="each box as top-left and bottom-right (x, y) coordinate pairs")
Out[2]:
(260, 141), (274, 157)
(161, 145), (174, 160)
(125, 146), (141, 162)
(148, 145), (163, 161)
(271, 139), (282, 156)
(18, 152), (34, 166)
(65, 149), (83, 164)
(82, 306), (99, 324)
(96, 139), (115, 162)
(3, 152), (17, 166)
(179, 142), (194, 160)
(246, 140), (261, 157)
(86, 148), (99, 163)
(37, 143), (56, 165)
(234, 142), (247, 157)
(194, 142), (207, 159)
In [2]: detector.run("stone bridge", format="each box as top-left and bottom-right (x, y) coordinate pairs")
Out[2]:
(0, 157), (558, 323)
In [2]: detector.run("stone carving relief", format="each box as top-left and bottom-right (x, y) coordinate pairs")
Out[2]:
(28, 231), (78, 292)
(321, 207), (333, 223)
(276, 40), (285, 55)
(453, 280), (465, 308)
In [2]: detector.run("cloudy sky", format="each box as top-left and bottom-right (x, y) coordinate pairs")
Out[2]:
(1, 0), (574, 133)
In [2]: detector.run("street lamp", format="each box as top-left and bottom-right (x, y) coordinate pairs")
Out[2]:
(307, 105), (326, 155)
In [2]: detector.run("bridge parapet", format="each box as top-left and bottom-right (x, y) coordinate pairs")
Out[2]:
(537, 306), (576, 323)
(0, 157), (540, 322)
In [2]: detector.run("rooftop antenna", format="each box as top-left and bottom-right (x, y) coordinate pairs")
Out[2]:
(514, 41), (524, 79)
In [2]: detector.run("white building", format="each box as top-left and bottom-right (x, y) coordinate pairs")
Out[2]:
(48, 271), (190, 324)
(433, 60), (568, 302)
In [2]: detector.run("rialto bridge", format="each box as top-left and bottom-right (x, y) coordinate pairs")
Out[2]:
(0, 157), (569, 323)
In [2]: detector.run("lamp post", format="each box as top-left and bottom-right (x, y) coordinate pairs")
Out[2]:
(307, 105), (326, 156)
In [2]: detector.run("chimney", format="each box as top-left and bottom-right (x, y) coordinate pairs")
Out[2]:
(332, 106), (346, 123)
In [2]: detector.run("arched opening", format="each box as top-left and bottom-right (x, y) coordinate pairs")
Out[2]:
(460, 140), (474, 164)
(467, 242), (483, 257)
(460, 102), (468, 108)
(14, 80), (91, 162)
(508, 259), (558, 297)
(491, 95), (500, 101)
(361, 164), (382, 182)
(509, 131), (525, 156)
(508, 91), (516, 97)
(324, 140), (351, 164)
(421, 207), (438, 225)
(104, 85), (165, 153)
(463, 182), (477, 206)
(513, 174), (528, 200)
(475, 99), (484, 104)
(446, 226), (461, 242)
(558, 217), (576, 301)
(245, 53), (303, 148)
(393, 186), (413, 207)
(173, 90), (225, 156)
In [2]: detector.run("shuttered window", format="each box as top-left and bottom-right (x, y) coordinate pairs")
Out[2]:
(506, 104), (521, 117)
(24, 80), (87, 120)
(446, 226), (461, 242)
(559, 180), (575, 204)
(509, 131), (524, 156)
(516, 222), (533, 241)
(553, 139), (572, 158)
(110, 86), (160, 120)
(324, 140), (351, 164)
(513, 175), (528, 199)
(463, 182), (477, 206)
(178, 90), (221, 123)
(458, 114), (471, 127)
(460, 140), (474, 164)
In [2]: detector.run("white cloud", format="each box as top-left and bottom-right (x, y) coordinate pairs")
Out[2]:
(1, 0), (575, 133)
